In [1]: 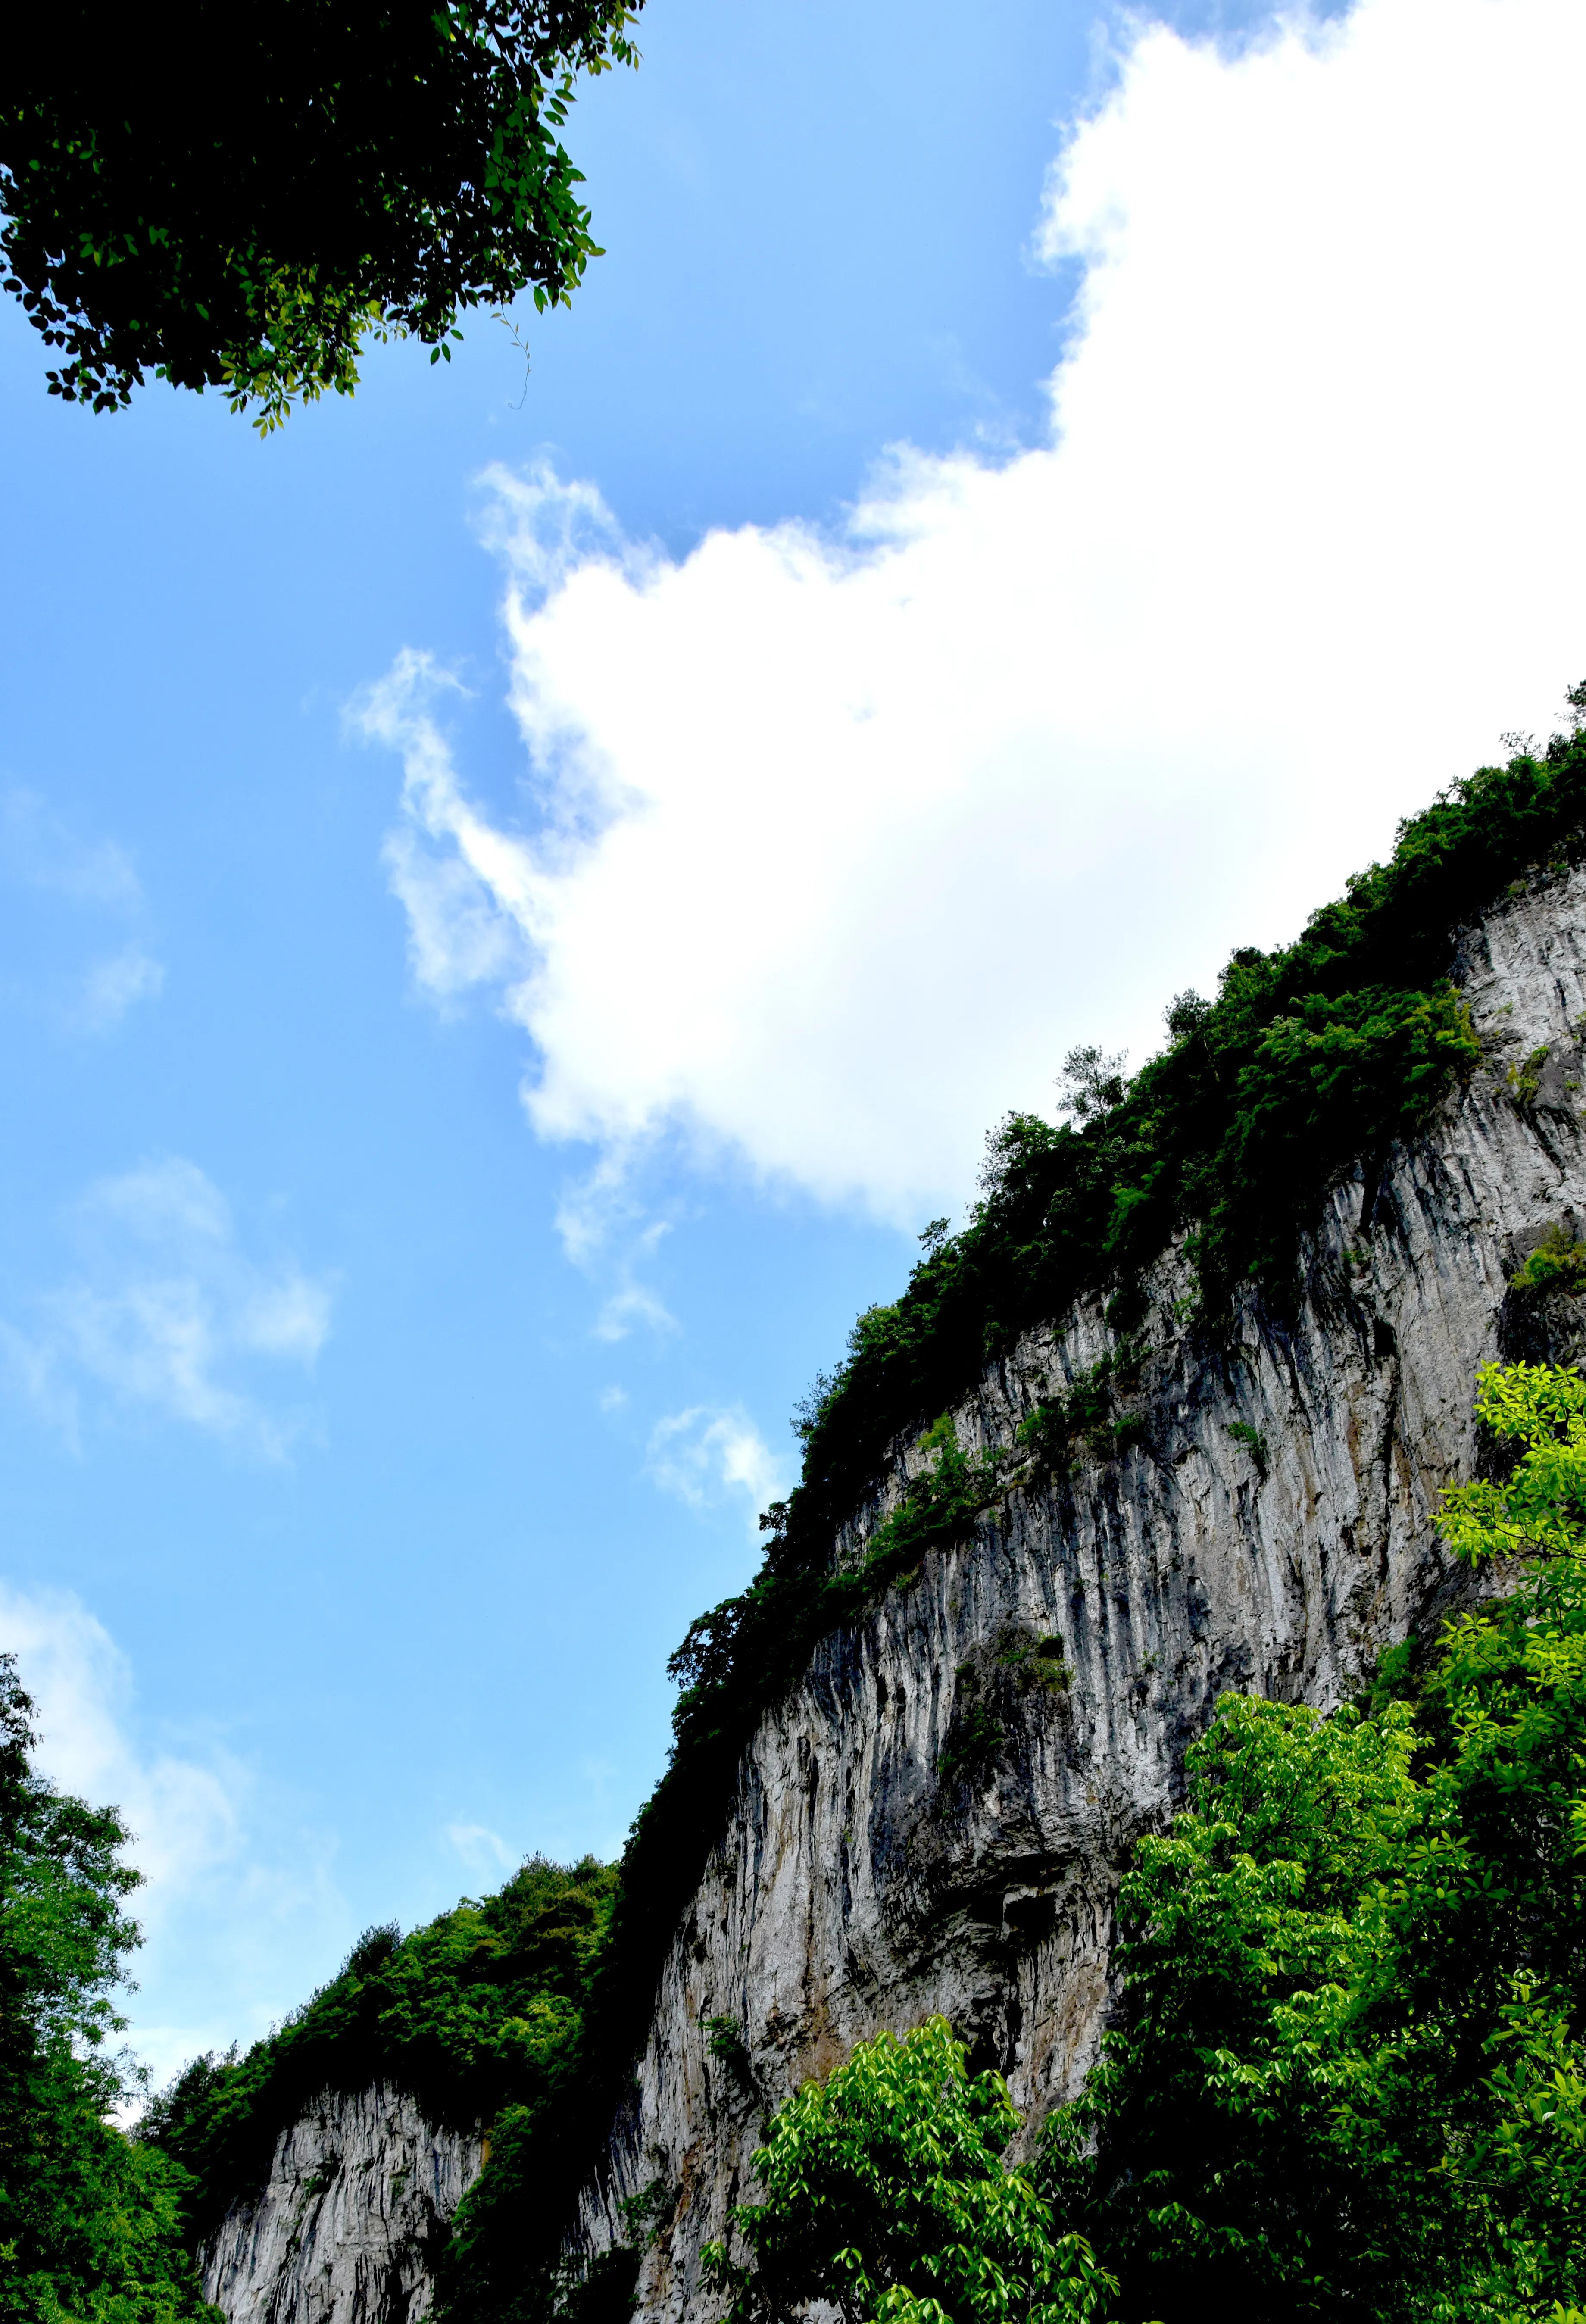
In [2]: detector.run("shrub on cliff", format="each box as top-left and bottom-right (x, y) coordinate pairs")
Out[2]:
(1047, 1360), (1586, 2321)
(718, 1360), (1586, 2324)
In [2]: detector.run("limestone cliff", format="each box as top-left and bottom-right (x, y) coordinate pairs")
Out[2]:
(577, 859), (1586, 2319)
(201, 2083), (481, 2324)
(201, 859), (1586, 2324)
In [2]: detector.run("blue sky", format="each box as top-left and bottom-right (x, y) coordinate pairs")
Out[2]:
(3, 0), (1585, 2086)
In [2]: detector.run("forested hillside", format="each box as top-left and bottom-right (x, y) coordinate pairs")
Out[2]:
(10, 718), (1586, 2322)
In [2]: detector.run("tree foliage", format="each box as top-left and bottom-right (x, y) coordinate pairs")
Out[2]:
(0, 1653), (215, 2322)
(142, 1853), (618, 2257)
(1041, 1357), (1586, 2322)
(701, 1363), (1586, 2324)
(0, 1), (641, 429)
(593, 729), (1586, 2197)
(704, 2018), (1119, 2324)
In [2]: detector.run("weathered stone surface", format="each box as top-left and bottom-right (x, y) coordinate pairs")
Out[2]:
(578, 861), (1586, 2320)
(201, 2083), (481, 2324)
(205, 861), (1586, 2324)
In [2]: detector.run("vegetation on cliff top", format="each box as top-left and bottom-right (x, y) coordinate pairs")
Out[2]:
(141, 1854), (616, 2252)
(137, 714), (1586, 2315)
(606, 716), (1586, 2113)
(706, 1360), (1586, 2323)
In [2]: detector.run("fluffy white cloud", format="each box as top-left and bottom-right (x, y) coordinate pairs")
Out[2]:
(1, 1158), (333, 1455)
(374, 0), (1586, 1227)
(646, 1404), (790, 1527)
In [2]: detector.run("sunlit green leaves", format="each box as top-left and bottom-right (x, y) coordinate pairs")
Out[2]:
(0, 1), (643, 427)
(1040, 1362), (1586, 2321)
(705, 2018), (1118, 2324)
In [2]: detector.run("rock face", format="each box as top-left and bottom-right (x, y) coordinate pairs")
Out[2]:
(201, 2083), (481, 2324)
(203, 861), (1586, 2324)
(577, 861), (1586, 2319)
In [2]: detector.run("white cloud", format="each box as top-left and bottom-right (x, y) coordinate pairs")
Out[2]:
(0, 1583), (348, 2091)
(2, 1158), (333, 1455)
(553, 1153), (677, 1337)
(446, 1822), (517, 1877)
(1, 1584), (240, 1905)
(375, 0), (1586, 1225)
(0, 792), (145, 912)
(72, 946), (165, 1035)
(0, 790), (164, 1034)
(647, 1405), (790, 1527)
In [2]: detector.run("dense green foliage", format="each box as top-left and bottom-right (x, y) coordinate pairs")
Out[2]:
(131, 725), (1586, 2313)
(143, 1855), (616, 2252)
(0, 1653), (216, 2323)
(703, 2017), (1119, 2324)
(714, 1361), (1586, 2324)
(1510, 1223), (1586, 1301)
(599, 724), (1586, 2168)
(1049, 1357), (1586, 2320)
(1, 1), (640, 429)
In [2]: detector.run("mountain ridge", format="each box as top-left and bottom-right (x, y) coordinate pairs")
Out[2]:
(152, 746), (1586, 2324)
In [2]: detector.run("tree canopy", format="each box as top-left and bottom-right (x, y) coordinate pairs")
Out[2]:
(0, 1), (642, 431)
(702, 2016), (1119, 2324)
(0, 1652), (215, 2322)
(705, 1360), (1586, 2324)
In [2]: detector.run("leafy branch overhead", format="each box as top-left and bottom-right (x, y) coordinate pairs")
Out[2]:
(0, 0), (642, 431)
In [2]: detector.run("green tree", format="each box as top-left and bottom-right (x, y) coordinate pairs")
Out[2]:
(1043, 1357), (1586, 2323)
(139, 1854), (621, 2324)
(0, 1652), (215, 2321)
(701, 1362), (1586, 2324)
(0, 1), (641, 431)
(702, 2016), (1119, 2324)
(1039, 1693), (1434, 2318)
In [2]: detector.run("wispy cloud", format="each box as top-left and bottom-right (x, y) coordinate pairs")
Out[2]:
(72, 946), (165, 1036)
(646, 1405), (790, 1529)
(0, 793), (144, 909)
(1, 1158), (333, 1456)
(446, 1822), (517, 1878)
(553, 1153), (677, 1341)
(370, 0), (1586, 1226)
(0, 790), (165, 1036)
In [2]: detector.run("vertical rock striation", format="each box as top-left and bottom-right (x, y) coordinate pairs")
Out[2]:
(201, 2083), (481, 2324)
(202, 862), (1586, 2324)
(576, 862), (1586, 2320)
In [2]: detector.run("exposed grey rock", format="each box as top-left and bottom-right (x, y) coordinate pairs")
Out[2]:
(205, 859), (1586, 2324)
(578, 860), (1586, 2320)
(201, 2083), (481, 2324)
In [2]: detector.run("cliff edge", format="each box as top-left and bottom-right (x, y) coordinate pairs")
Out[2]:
(200, 850), (1586, 2324)
(571, 858), (1586, 2319)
